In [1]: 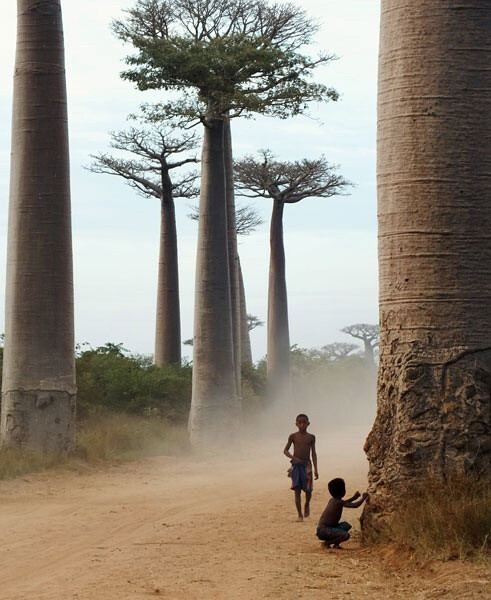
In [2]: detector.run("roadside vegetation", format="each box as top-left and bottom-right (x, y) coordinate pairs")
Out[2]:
(0, 342), (192, 479)
(369, 475), (491, 563)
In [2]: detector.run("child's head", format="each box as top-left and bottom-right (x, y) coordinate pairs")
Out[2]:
(295, 414), (310, 431)
(328, 478), (346, 499)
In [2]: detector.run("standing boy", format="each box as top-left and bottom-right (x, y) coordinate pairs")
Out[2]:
(283, 414), (318, 521)
(316, 477), (368, 548)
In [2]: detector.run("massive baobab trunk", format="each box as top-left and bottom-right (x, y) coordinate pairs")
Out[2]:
(188, 117), (239, 447)
(155, 188), (181, 366)
(364, 0), (491, 533)
(1, 0), (76, 452)
(267, 199), (290, 397)
(224, 118), (241, 395)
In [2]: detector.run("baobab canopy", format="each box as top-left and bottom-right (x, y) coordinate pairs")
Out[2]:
(112, 0), (338, 121)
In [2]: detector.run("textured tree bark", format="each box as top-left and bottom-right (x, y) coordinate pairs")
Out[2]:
(154, 188), (181, 366)
(238, 257), (253, 365)
(188, 117), (239, 447)
(224, 118), (241, 396)
(1, 0), (76, 453)
(267, 199), (290, 398)
(363, 0), (491, 534)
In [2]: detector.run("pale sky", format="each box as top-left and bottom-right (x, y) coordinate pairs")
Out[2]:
(0, 0), (380, 361)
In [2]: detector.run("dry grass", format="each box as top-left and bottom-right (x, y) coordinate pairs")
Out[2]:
(387, 475), (491, 562)
(0, 414), (190, 480)
(76, 413), (190, 462)
(0, 447), (66, 480)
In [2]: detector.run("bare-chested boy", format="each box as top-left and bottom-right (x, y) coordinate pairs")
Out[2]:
(316, 477), (368, 548)
(283, 414), (318, 521)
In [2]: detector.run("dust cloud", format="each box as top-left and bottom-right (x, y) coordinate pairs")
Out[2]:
(240, 360), (377, 488)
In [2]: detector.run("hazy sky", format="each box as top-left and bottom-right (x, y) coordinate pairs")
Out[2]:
(0, 0), (380, 361)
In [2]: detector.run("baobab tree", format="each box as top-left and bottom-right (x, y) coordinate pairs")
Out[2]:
(88, 119), (199, 366)
(341, 323), (379, 363)
(1, 0), (76, 452)
(189, 203), (264, 365)
(238, 209), (265, 366)
(321, 342), (359, 361)
(363, 1), (491, 535)
(114, 0), (337, 446)
(247, 314), (264, 331)
(234, 150), (350, 397)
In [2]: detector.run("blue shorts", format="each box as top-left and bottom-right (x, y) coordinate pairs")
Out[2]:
(316, 521), (352, 542)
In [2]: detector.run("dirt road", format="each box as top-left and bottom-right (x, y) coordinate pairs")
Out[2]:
(0, 434), (489, 600)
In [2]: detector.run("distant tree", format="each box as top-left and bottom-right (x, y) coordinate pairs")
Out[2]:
(235, 206), (265, 236)
(188, 204), (263, 237)
(321, 342), (360, 361)
(341, 323), (379, 364)
(88, 117), (199, 367)
(1, 0), (76, 453)
(235, 150), (350, 397)
(182, 316), (263, 347)
(247, 314), (264, 332)
(189, 203), (264, 365)
(238, 261), (253, 365)
(235, 205), (265, 365)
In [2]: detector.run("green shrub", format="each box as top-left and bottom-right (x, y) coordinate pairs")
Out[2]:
(241, 360), (267, 416)
(76, 343), (191, 421)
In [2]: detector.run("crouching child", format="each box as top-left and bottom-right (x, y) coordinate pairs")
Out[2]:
(316, 478), (368, 548)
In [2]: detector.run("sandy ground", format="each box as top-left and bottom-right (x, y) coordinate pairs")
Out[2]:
(0, 433), (489, 600)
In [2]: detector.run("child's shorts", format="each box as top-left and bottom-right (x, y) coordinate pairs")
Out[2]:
(316, 521), (352, 542)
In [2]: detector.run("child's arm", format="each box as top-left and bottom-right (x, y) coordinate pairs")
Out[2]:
(283, 435), (302, 463)
(342, 492), (368, 509)
(346, 491), (361, 502)
(311, 435), (319, 479)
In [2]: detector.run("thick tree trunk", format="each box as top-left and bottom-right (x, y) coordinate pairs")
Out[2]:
(267, 199), (290, 398)
(238, 256), (253, 365)
(363, 0), (491, 534)
(224, 117), (241, 395)
(154, 191), (181, 366)
(188, 117), (239, 447)
(1, 0), (76, 453)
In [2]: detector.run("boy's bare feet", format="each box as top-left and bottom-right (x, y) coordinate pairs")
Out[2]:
(296, 515), (304, 522)
(304, 503), (310, 518)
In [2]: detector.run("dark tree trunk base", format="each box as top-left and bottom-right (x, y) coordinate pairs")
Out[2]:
(362, 348), (491, 535)
(1, 389), (76, 454)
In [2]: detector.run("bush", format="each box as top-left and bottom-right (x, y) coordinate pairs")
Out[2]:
(241, 360), (267, 416)
(387, 475), (491, 561)
(76, 343), (191, 422)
